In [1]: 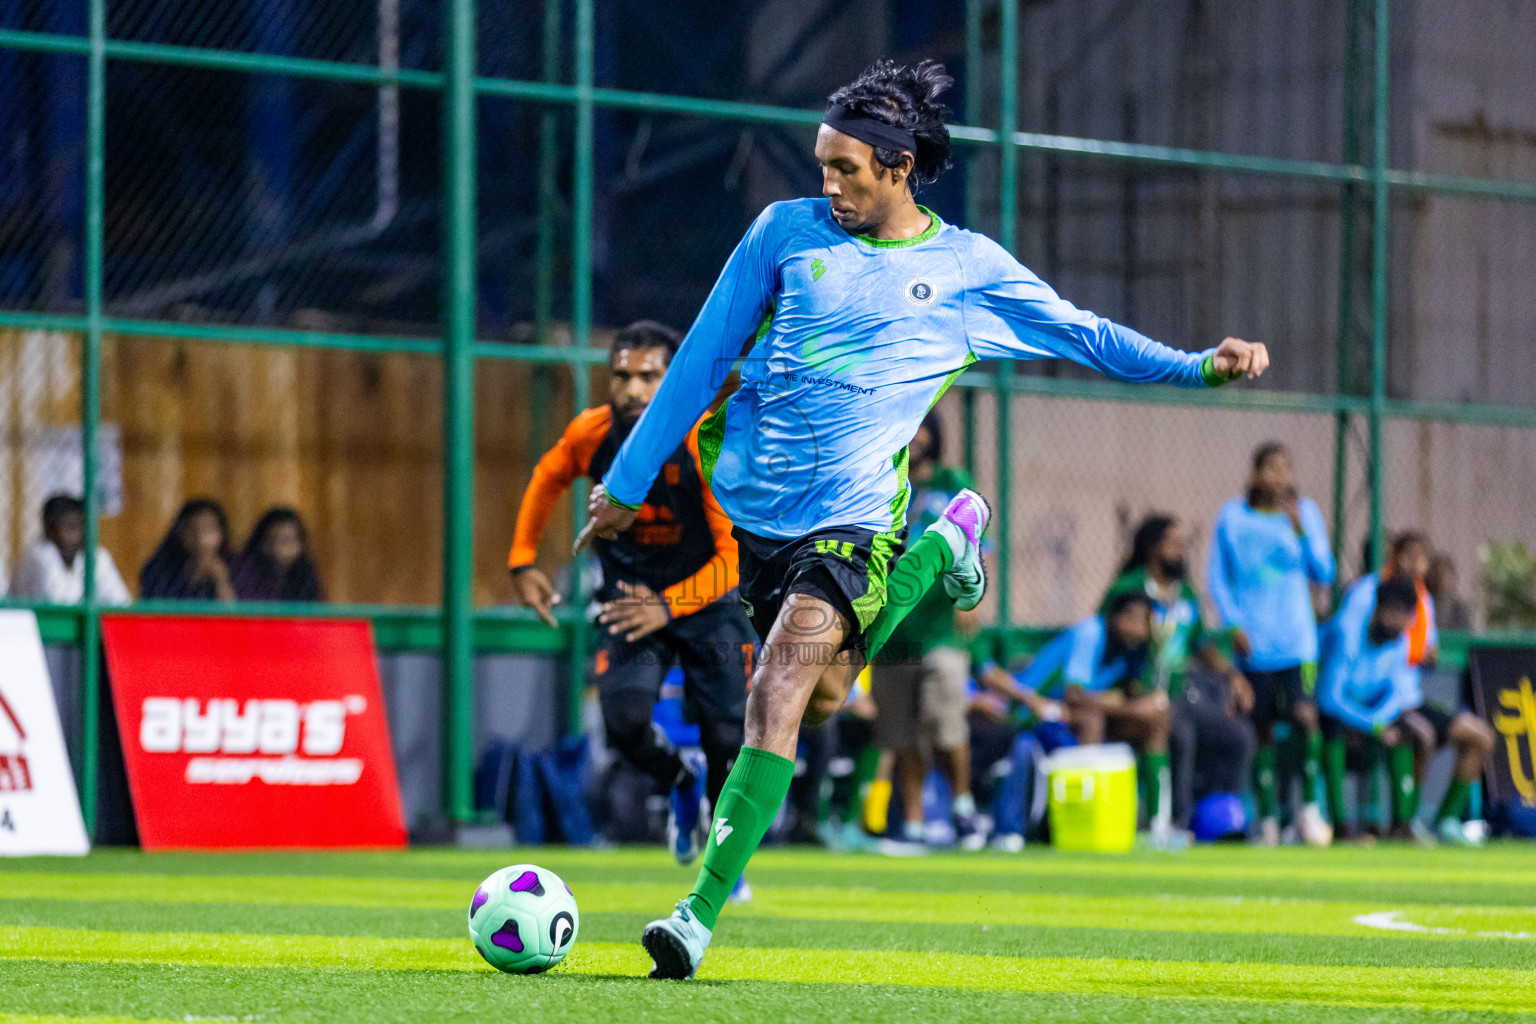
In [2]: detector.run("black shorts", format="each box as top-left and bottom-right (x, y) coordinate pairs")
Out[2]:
(592, 594), (753, 726)
(1320, 714), (1371, 745)
(1246, 664), (1316, 734)
(1410, 705), (1460, 746)
(733, 525), (899, 651)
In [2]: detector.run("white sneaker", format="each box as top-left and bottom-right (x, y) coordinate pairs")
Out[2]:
(1298, 803), (1334, 848)
(876, 837), (929, 857)
(1409, 818), (1438, 849)
(991, 832), (1025, 853)
(1148, 823), (1191, 852)
(642, 898), (713, 980)
(1252, 816), (1280, 847)
(932, 489), (991, 612)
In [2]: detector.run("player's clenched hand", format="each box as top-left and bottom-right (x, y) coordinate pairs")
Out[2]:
(1211, 337), (1270, 381)
(510, 566), (560, 628)
(1227, 670), (1255, 716)
(599, 580), (670, 641)
(573, 484), (638, 555)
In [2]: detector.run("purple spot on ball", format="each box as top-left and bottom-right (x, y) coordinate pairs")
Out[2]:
(491, 919), (524, 953)
(563, 882), (573, 895)
(470, 885), (490, 918)
(509, 870), (545, 897)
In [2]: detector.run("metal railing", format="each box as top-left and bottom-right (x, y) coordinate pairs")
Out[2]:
(3, 0), (1536, 831)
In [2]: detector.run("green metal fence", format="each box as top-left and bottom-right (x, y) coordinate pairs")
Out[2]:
(2, 0), (1535, 833)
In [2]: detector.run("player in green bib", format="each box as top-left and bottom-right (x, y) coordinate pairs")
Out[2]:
(1102, 515), (1255, 843)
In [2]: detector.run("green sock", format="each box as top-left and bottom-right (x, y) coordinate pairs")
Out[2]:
(686, 745), (794, 930)
(1322, 738), (1347, 828)
(863, 530), (953, 663)
(1469, 780), (1483, 820)
(1145, 751), (1171, 827)
(1390, 745), (1418, 825)
(1302, 731), (1323, 807)
(1437, 779), (1470, 824)
(1361, 741), (1383, 827)
(846, 743), (882, 822)
(1253, 745), (1277, 820)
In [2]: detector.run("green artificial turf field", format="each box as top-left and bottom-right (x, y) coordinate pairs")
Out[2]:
(1, 844), (1533, 1023)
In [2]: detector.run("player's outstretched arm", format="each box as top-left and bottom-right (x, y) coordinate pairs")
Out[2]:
(963, 236), (1269, 387)
(510, 410), (608, 624)
(587, 207), (782, 548)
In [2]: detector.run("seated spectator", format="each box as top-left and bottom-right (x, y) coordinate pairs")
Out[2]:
(1426, 552), (1472, 631)
(1102, 514), (1255, 841)
(139, 498), (235, 601)
(1318, 574), (1494, 847)
(6, 494), (131, 605)
(232, 506), (325, 602)
(975, 591), (1157, 849)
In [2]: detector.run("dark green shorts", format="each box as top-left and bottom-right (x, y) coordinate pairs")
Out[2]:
(732, 525), (898, 649)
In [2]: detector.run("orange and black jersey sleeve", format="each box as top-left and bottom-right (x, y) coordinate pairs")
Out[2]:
(508, 406), (612, 570)
(658, 419), (740, 618)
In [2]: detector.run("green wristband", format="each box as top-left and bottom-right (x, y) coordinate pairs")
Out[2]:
(1200, 353), (1232, 388)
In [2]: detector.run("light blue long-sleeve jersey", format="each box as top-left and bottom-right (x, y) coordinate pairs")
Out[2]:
(1208, 497), (1335, 671)
(1316, 586), (1418, 732)
(1340, 571), (1436, 669)
(1014, 615), (1141, 700)
(603, 199), (1223, 539)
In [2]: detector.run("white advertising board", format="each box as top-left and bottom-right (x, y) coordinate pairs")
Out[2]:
(0, 610), (90, 855)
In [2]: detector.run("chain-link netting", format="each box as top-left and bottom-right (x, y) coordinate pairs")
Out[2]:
(1390, 192), (1536, 409)
(108, 0), (440, 71)
(1, 330), (446, 605)
(596, 0), (976, 108)
(1383, 417), (1536, 630)
(99, 335), (444, 605)
(962, 390), (1344, 625)
(477, 0), (557, 82)
(1015, 0), (1353, 166)
(0, 51), (86, 314)
(1, 0), (1533, 631)
(103, 62), (442, 332)
(0, 330), (94, 599)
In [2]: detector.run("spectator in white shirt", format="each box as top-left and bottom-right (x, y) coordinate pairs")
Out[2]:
(7, 494), (132, 605)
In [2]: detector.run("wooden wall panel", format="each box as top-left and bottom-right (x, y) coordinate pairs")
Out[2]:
(2, 327), (608, 607)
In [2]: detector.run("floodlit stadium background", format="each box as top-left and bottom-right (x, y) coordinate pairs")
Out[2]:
(1, 0), (1534, 832)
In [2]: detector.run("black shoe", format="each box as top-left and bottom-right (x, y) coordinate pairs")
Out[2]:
(785, 818), (825, 847)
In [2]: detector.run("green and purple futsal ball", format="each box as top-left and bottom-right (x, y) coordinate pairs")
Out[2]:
(468, 864), (580, 974)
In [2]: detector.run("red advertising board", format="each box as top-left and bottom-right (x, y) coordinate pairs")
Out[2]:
(102, 615), (407, 849)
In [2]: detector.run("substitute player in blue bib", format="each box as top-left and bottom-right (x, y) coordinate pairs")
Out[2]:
(575, 59), (1272, 980)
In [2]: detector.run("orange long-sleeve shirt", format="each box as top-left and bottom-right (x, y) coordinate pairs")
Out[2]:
(509, 406), (738, 618)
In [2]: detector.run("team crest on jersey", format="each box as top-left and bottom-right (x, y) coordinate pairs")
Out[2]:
(904, 277), (936, 307)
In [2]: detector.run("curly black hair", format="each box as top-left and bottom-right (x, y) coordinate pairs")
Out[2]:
(1120, 513), (1177, 575)
(827, 59), (953, 192)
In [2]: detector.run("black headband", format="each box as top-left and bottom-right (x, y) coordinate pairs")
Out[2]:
(821, 104), (917, 155)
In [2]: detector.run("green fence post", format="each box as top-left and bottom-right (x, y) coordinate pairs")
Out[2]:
(1332, 0), (1366, 597)
(962, 0), (983, 477)
(994, 0), (1017, 626)
(566, 0), (595, 736)
(1367, 0), (1390, 570)
(77, 0), (106, 837)
(442, 0), (477, 823)
(530, 0), (562, 452)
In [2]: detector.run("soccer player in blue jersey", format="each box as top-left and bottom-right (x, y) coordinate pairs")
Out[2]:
(1209, 442), (1335, 847)
(574, 59), (1271, 980)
